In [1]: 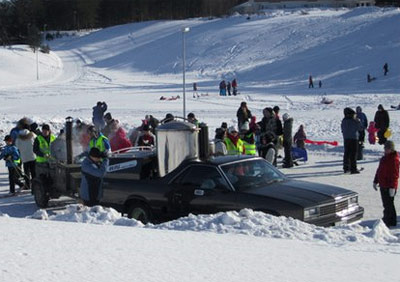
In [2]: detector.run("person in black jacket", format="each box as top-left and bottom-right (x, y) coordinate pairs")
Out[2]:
(374, 104), (390, 145)
(341, 107), (363, 174)
(356, 106), (368, 160)
(273, 106), (283, 137)
(282, 113), (293, 168)
(236, 102), (252, 130)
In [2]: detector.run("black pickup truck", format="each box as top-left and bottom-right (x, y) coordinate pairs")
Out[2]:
(100, 153), (364, 227)
(34, 119), (363, 227)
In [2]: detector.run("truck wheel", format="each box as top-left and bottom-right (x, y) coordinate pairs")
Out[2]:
(127, 202), (152, 224)
(32, 179), (49, 208)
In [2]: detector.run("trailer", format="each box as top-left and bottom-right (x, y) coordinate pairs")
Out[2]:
(31, 117), (201, 208)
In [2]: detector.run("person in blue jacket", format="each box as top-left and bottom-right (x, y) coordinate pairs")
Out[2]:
(0, 135), (25, 194)
(80, 147), (108, 207)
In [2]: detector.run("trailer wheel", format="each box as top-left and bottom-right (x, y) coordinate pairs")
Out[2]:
(127, 202), (152, 224)
(32, 179), (49, 208)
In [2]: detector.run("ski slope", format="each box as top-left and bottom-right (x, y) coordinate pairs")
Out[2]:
(0, 7), (400, 282)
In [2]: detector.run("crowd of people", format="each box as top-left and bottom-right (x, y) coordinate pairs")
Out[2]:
(219, 78), (238, 96)
(0, 99), (398, 227)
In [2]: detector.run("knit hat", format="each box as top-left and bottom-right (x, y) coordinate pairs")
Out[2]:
(282, 113), (290, 121)
(228, 125), (238, 134)
(384, 140), (395, 151)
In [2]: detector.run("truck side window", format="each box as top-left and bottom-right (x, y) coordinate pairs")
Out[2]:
(174, 166), (229, 190)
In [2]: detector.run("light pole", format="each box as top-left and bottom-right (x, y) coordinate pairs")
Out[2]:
(182, 27), (190, 119)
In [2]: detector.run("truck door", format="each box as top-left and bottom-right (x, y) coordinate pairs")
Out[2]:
(169, 165), (237, 217)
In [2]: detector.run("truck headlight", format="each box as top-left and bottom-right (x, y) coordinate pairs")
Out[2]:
(304, 207), (320, 219)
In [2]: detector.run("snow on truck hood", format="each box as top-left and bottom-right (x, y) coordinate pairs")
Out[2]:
(24, 205), (398, 246)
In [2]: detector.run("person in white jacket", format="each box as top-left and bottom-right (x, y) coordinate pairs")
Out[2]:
(15, 128), (36, 189)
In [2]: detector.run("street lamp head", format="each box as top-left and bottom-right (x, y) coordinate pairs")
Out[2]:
(182, 27), (190, 33)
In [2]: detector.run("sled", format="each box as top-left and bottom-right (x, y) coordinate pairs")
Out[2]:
(321, 97), (333, 104)
(292, 147), (308, 162)
(305, 139), (338, 146)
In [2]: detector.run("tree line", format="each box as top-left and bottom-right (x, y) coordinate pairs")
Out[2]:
(1, 0), (397, 47)
(0, 0), (245, 46)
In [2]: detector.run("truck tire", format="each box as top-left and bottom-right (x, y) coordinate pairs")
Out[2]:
(32, 179), (49, 208)
(127, 202), (152, 224)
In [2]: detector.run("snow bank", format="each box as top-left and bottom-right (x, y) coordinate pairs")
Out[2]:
(30, 204), (144, 227)
(29, 205), (399, 245)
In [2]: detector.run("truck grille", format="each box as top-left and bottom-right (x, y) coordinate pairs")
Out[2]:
(319, 200), (348, 216)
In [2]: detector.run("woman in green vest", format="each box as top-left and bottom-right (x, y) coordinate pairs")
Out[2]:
(224, 125), (244, 155)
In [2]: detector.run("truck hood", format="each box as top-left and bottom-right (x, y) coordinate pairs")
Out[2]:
(243, 179), (355, 207)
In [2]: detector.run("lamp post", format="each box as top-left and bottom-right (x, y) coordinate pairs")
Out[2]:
(182, 27), (190, 119)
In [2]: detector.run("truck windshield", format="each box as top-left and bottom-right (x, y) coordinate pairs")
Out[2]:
(220, 159), (285, 191)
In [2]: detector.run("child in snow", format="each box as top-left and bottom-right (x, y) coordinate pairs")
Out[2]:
(0, 135), (25, 194)
(367, 121), (379, 145)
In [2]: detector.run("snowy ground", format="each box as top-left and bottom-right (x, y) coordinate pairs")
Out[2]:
(0, 7), (400, 282)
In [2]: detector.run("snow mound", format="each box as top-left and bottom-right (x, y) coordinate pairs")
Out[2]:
(364, 219), (398, 243)
(152, 209), (400, 245)
(29, 206), (399, 245)
(0, 212), (9, 218)
(30, 204), (143, 227)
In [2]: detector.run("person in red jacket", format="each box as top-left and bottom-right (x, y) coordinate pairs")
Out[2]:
(109, 127), (132, 153)
(373, 140), (399, 227)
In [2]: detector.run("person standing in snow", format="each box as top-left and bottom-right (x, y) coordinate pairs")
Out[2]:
(92, 101), (108, 131)
(227, 81), (232, 96)
(282, 113), (294, 168)
(273, 106), (283, 150)
(15, 125), (36, 189)
(373, 140), (398, 227)
(80, 147), (108, 207)
(0, 135), (25, 194)
(236, 102), (252, 130)
(293, 125), (307, 149)
(318, 80), (322, 88)
(383, 63), (389, 76)
(374, 104), (390, 145)
(356, 106), (368, 160)
(341, 107), (362, 174)
(219, 80), (227, 96)
(308, 75), (314, 88)
(193, 82), (199, 98)
(232, 78), (238, 96)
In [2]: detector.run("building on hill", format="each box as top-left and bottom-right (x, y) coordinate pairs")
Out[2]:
(232, 0), (375, 13)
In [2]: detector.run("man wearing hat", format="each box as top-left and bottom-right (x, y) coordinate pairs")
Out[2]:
(87, 125), (111, 157)
(33, 124), (56, 165)
(0, 135), (25, 194)
(341, 108), (363, 174)
(80, 147), (108, 206)
(373, 140), (399, 227)
(224, 125), (244, 155)
(137, 124), (155, 147)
